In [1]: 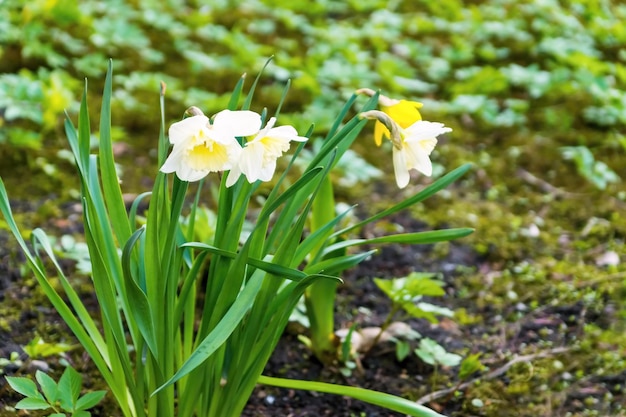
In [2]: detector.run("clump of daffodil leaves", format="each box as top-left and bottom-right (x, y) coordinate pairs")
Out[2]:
(0, 61), (471, 417)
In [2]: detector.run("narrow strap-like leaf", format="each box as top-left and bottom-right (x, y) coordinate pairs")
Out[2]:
(153, 270), (265, 394)
(242, 56), (274, 110)
(121, 226), (158, 358)
(227, 73), (246, 110)
(182, 242), (307, 282)
(334, 163), (473, 237)
(98, 59), (132, 246)
(324, 228), (475, 254)
(257, 375), (446, 417)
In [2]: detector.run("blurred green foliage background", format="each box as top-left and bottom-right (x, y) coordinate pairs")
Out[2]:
(2, 0), (625, 157)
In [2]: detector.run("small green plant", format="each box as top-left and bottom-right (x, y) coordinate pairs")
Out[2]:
(458, 353), (484, 381)
(6, 367), (107, 417)
(415, 338), (462, 392)
(375, 272), (454, 324)
(0, 351), (24, 375)
(23, 336), (76, 359)
(335, 272), (459, 368)
(372, 272), (460, 369)
(560, 146), (620, 190)
(415, 338), (462, 368)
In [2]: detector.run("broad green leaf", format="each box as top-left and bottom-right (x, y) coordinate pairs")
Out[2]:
(5, 376), (42, 399)
(75, 390), (107, 411)
(258, 375), (446, 417)
(415, 302), (454, 318)
(58, 367), (82, 409)
(36, 371), (58, 404)
(396, 340), (411, 362)
(402, 303), (440, 323)
(14, 397), (51, 410)
(415, 338), (462, 367)
(374, 273), (445, 302)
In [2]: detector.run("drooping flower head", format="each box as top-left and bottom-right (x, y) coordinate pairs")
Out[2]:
(226, 117), (308, 187)
(356, 88), (423, 146)
(360, 110), (451, 189)
(160, 109), (261, 182)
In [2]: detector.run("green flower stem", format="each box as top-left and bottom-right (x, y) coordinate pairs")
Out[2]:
(306, 175), (340, 363)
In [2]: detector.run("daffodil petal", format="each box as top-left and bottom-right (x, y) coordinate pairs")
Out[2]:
(239, 142), (266, 182)
(404, 141), (434, 176)
(264, 125), (308, 142)
(168, 115), (209, 145)
(177, 163), (209, 182)
(373, 121), (389, 146)
(213, 110), (262, 137)
(160, 145), (186, 173)
(392, 147), (410, 189)
(257, 160), (277, 182)
(384, 100), (422, 129)
(225, 164), (242, 188)
(404, 121), (451, 141)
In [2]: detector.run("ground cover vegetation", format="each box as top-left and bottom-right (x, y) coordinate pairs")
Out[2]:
(1, 0), (625, 416)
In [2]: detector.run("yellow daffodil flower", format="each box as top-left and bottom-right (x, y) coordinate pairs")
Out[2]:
(160, 110), (261, 182)
(356, 88), (423, 146)
(226, 117), (308, 187)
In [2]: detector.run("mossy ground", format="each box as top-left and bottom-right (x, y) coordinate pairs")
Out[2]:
(1, 128), (624, 416)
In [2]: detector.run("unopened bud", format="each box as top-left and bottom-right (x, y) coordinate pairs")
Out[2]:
(355, 88), (399, 107)
(185, 106), (205, 117)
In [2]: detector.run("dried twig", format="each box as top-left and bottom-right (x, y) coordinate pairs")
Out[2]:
(516, 168), (580, 198)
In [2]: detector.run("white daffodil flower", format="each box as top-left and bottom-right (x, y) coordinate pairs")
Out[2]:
(226, 117), (308, 187)
(392, 120), (451, 188)
(160, 110), (262, 182)
(360, 110), (451, 189)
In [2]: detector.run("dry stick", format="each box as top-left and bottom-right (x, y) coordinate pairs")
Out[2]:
(415, 346), (571, 405)
(515, 168), (581, 198)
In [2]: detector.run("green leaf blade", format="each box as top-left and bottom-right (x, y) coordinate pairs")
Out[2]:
(258, 375), (446, 417)
(58, 367), (82, 410)
(36, 370), (58, 404)
(75, 390), (107, 411)
(5, 376), (42, 399)
(14, 397), (51, 410)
